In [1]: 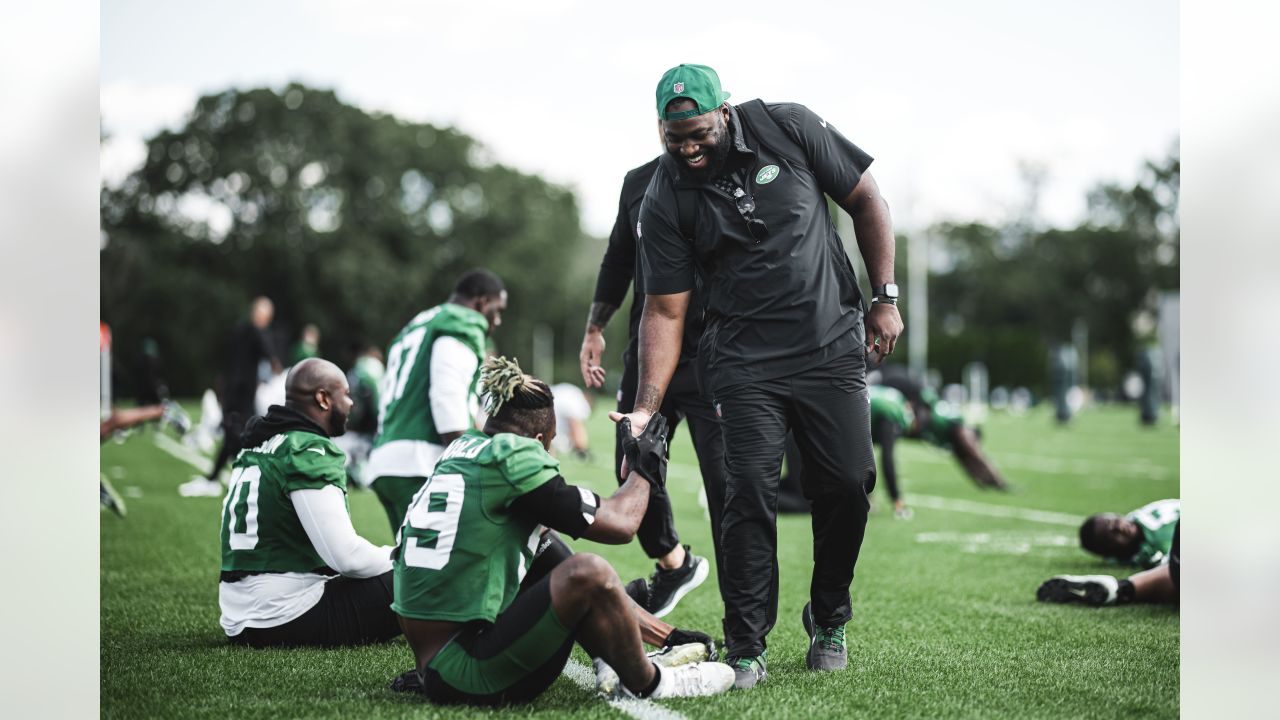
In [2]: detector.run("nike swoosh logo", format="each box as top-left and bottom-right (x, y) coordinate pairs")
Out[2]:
(307, 447), (325, 455)
(819, 118), (828, 128)
(1068, 588), (1087, 597)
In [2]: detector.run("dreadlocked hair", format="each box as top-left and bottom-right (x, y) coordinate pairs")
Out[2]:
(480, 356), (555, 438)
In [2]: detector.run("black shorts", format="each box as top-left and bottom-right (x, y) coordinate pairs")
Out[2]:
(228, 571), (400, 648)
(419, 575), (575, 706)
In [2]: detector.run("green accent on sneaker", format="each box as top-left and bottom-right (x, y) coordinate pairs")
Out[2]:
(814, 625), (845, 652)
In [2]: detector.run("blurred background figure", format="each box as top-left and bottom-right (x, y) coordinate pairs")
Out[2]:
(1135, 342), (1163, 426)
(1048, 344), (1079, 425)
(291, 323), (322, 365)
(1079, 498), (1180, 568)
(180, 296), (281, 497)
(134, 337), (169, 406)
(334, 345), (385, 487)
(549, 382), (593, 460)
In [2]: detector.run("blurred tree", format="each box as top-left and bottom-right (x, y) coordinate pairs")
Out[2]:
(102, 84), (594, 396)
(921, 145), (1179, 395)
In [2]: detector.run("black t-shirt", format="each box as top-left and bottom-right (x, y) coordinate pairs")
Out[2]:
(638, 101), (873, 393)
(224, 321), (275, 407)
(593, 157), (703, 367)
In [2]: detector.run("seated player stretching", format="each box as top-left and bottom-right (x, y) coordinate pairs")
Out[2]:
(218, 359), (401, 648)
(392, 357), (734, 705)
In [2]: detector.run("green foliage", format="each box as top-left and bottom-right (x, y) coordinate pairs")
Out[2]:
(922, 147), (1179, 393)
(102, 84), (594, 395)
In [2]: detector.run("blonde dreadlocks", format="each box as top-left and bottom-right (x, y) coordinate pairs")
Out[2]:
(480, 356), (555, 439)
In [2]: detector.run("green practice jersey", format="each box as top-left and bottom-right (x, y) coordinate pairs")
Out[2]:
(374, 304), (488, 447)
(869, 385), (913, 433)
(1127, 498), (1180, 567)
(391, 430), (560, 623)
(220, 430), (348, 574)
(918, 399), (963, 449)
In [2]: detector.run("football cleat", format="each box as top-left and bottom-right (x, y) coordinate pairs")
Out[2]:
(648, 662), (735, 699)
(802, 601), (847, 671)
(1036, 574), (1119, 606)
(100, 477), (127, 518)
(646, 546), (709, 618)
(161, 400), (192, 437)
(389, 668), (424, 693)
(178, 476), (225, 498)
(595, 642), (712, 696)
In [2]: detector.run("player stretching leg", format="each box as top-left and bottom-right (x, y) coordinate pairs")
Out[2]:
(392, 357), (733, 705)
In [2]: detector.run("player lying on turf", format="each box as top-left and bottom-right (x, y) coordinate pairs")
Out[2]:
(1078, 498), (1179, 567)
(392, 357), (734, 705)
(218, 359), (401, 648)
(1038, 520), (1179, 607)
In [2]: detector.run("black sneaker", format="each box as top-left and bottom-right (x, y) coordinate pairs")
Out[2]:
(647, 545), (709, 618)
(624, 577), (650, 608)
(389, 668), (424, 693)
(1036, 575), (1118, 606)
(802, 602), (847, 671)
(727, 653), (767, 689)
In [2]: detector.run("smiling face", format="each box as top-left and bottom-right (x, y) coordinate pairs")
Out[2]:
(660, 99), (731, 182)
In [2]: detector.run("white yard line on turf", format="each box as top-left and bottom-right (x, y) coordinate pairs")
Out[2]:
(907, 449), (1173, 480)
(907, 494), (1083, 526)
(562, 660), (687, 720)
(153, 433), (213, 475)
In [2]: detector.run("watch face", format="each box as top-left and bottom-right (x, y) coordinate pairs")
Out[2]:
(882, 283), (900, 298)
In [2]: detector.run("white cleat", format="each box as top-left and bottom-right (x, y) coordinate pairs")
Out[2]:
(178, 476), (225, 498)
(595, 642), (711, 696)
(647, 662), (736, 699)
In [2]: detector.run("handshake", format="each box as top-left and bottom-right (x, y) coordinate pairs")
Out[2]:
(616, 413), (670, 489)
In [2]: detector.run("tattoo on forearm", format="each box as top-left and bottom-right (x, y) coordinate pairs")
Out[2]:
(587, 302), (618, 330)
(636, 383), (662, 413)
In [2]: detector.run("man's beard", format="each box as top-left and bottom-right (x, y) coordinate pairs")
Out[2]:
(327, 409), (348, 437)
(671, 122), (732, 182)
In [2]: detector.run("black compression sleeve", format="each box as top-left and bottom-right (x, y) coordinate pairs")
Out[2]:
(509, 475), (600, 540)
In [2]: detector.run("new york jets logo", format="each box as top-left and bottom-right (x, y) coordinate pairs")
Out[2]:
(755, 164), (780, 184)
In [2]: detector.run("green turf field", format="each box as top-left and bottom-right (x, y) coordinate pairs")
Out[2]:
(101, 404), (1178, 718)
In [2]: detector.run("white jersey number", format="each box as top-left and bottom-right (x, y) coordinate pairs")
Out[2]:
(222, 466), (262, 550)
(377, 321), (432, 434)
(401, 472), (465, 570)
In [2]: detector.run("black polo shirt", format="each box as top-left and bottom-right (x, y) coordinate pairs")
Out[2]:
(593, 157), (703, 368)
(637, 101), (873, 393)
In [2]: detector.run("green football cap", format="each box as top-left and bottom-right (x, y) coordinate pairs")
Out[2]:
(656, 64), (731, 120)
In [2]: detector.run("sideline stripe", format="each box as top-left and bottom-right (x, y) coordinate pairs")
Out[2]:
(153, 433), (213, 475)
(562, 660), (687, 720)
(908, 494), (1083, 526)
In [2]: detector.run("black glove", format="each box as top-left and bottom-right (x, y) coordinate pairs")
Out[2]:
(618, 413), (669, 489)
(663, 627), (718, 662)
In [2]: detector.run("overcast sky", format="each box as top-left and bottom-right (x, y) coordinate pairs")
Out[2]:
(100, 0), (1178, 237)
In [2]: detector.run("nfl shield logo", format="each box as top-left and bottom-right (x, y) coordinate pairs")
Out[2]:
(674, 81), (685, 93)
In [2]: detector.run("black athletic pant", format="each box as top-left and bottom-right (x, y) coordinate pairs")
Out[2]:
(229, 571), (400, 648)
(208, 399), (254, 481)
(617, 356), (727, 578)
(714, 340), (875, 657)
